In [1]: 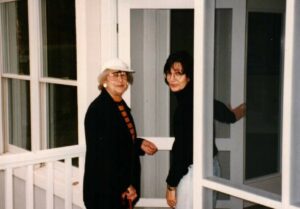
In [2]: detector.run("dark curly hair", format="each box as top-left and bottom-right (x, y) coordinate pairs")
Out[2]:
(163, 51), (193, 84)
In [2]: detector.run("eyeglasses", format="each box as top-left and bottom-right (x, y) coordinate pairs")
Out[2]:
(108, 71), (128, 80)
(165, 71), (185, 81)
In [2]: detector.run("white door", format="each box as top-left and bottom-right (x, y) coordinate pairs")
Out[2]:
(118, 1), (193, 208)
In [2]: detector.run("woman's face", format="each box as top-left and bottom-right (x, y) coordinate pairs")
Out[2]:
(166, 62), (190, 92)
(105, 70), (129, 101)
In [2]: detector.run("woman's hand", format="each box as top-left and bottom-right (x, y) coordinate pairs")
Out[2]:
(166, 187), (176, 208)
(122, 185), (137, 202)
(232, 103), (246, 121)
(141, 139), (158, 155)
(166, 186), (176, 208)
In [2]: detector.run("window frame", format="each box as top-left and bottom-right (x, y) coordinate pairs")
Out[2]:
(0, 0), (79, 153)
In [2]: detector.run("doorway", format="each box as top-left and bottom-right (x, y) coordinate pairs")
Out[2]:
(117, 0), (285, 208)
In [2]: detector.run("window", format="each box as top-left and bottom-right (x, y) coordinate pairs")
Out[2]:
(1, 0), (78, 151)
(1, 0), (31, 150)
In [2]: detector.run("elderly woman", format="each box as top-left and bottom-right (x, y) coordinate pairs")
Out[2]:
(83, 58), (157, 209)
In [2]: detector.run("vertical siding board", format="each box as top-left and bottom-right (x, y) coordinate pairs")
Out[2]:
(26, 165), (34, 209)
(46, 162), (54, 209)
(5, 168), (13, 209)
(64, 158), (72, 209)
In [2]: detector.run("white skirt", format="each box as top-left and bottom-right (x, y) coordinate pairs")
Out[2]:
(176, 165), (193, 209)
(175, 157), (220, 209)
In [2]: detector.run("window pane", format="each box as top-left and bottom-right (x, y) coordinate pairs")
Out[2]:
(2, 1), (30, 75)
(214, 9), (233, 138)
(245, 12), (282, 179)
(7, 79), (31, 150)
(42, 0), (77, 80)
(47, 84), (78, 148)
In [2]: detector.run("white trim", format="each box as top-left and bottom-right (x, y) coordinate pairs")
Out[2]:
(120, 0), (194, 9)
(117, 0), (130, 104)
(64, 158), (72, 209)
(39, 77), (77, 86)
(74, 2), (88, 206)
(1, 73), (30, 80)
(203, 177), (281, 208)
(46, 162), (54, 209)
(0, 0), (16, 3)
(194, 0), (215, 208)
(282, 0), (295, 207)
(75, 0), (88, 148)
(28, 0), (43, 152)
(26, 165), (34, 209)
(5, 167), (13, 209)
(75, 1), (102, 204)
(101, 0), (117, 61)
(230, 1), (247, 208)
(0, 145), (85, 168)
(292, 0), (300, 204)
(0, 5), (3, 153)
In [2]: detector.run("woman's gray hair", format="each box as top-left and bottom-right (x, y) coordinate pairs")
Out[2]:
(97, 68), (134, 90)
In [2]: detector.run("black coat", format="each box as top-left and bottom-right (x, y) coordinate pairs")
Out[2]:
(83, 89), (144, 209)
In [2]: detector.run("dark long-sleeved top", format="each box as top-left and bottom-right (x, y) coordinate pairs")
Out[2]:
(213, 100), (237, 155)
(83, 89), (144, 209)
(166, 83), (237, 187)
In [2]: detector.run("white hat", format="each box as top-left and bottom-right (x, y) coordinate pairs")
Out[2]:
(101, 58), (135, 73)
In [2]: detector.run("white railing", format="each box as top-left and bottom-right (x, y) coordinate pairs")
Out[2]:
(0, 137), (174, 209)
(0, 145), (86, 209)
(0, 137), (285, 209)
